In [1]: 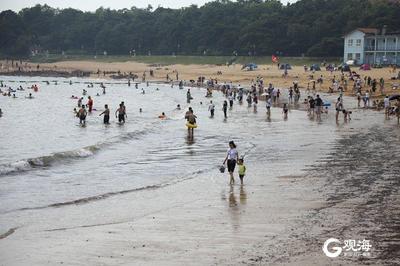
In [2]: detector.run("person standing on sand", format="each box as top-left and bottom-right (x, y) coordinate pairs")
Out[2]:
(357, 92), (361, 108)
(384, 96), (390, 119)
(99, 104), (110, 124)
(396, 99), (400, 124)
(379, 78), (385, 95)
(364, 92), (370, 108)
(223, 141), (239, 185)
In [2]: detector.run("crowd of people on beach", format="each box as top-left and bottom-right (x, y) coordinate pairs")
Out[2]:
(1, 62), (400, 185)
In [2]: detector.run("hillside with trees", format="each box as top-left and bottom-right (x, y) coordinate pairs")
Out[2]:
(1, 0), (399, 57)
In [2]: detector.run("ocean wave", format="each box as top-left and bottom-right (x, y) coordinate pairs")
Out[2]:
(0, 146), (99, 176)
(0, 127), (154, 177)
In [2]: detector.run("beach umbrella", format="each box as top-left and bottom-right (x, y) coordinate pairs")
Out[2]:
(389, 95), (400, 101)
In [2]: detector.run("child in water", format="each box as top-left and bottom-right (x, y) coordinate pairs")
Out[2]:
(238, 158), (246, 185)
(283, 104), (289, 119)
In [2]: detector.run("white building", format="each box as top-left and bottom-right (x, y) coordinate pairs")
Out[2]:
(343, 27), (400, 65)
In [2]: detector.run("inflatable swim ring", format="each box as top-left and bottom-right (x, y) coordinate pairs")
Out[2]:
(186, 123), (197, 129)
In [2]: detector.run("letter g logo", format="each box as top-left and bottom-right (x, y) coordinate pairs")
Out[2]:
(323, 238), (342, 258)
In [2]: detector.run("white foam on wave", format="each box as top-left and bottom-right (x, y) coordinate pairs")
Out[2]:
(73, 148), (94, 157)
(0, 160), (32, 175)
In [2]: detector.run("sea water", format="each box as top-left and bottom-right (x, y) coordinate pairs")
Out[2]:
(0, 76), (399, 264)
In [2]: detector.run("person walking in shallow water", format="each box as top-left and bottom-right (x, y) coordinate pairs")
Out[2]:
(223, 141), (239, 185)
(115, 103), (127, 124)
(185, 107), (197, 138)
(282, 104), (288, 120)
(99, 104), (110, 124)
(223, 100), (228, 118)
(208, 100), (215, 118)
(78, 105), (87, 125)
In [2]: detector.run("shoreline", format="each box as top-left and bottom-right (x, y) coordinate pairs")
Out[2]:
(1, 59), (399, 99)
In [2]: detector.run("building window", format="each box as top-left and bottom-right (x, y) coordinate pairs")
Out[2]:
(347, 53), (353, 60)
(348, 39), (353, 46)
(356, 39), (361, 46)
(355, 53), (361, 61)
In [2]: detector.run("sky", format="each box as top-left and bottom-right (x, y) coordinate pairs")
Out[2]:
(0, 0), (298, 12)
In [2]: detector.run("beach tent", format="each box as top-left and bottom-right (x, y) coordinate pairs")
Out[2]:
(242, 63), (258, 71)
(279, 63), (292, 70)
(339, 63), (351, 72)
(310, 64), (321, 71)
(360, 64), (371, 70)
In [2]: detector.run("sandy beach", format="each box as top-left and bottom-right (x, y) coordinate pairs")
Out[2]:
(1, 59), (399, 98)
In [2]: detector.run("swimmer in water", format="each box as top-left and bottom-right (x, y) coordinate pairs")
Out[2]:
(139, 108), (143, 113)
(176, 104), (181, 110)
(141, 89), (145, 94)
(0, 108), (3, 117)
(78, 97), (83, 107)
(26, 93), (34, 99)
(12, 93), (17, 98)
(99, 104), (110, 124)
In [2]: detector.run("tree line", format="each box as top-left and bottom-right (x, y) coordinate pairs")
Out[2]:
(1, 0), (399, 58)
